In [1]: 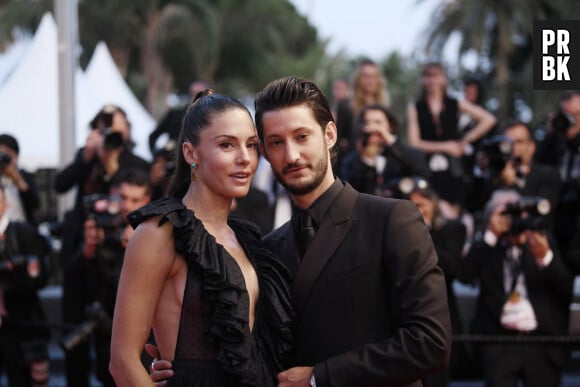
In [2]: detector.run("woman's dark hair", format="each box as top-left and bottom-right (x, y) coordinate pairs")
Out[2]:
(463, 76), (485, 105)
(254, 76), (338, 162)
(167, 89), (253, 198)
(356, 103), (400, 136)
(420, 62), (447, 99)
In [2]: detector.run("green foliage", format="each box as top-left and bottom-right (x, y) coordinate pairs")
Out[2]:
(0, 1), (50, 48)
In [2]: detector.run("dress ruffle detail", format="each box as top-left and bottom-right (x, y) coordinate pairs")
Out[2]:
(128, 197), (294, 386)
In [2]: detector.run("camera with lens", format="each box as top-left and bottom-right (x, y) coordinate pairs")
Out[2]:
(59, 301), (112, 352)
(476, 135), (515, 179)
(100, 127), (124, 150)
(0, 151), (11, 169)
(90, 105), (125, 150)
(83, 193), (125, 246)
(501, 196), (551, 235)
(550, 111), (571, 134)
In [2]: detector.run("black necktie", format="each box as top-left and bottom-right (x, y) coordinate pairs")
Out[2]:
(297, 211), (315, 258)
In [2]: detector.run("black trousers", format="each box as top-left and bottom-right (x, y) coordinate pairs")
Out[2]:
(481, 343), (565, 387)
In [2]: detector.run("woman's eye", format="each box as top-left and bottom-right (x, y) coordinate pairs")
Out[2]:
(220, 142), (234, 149)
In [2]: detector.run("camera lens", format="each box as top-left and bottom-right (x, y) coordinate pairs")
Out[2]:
(101, 130), (123, 150)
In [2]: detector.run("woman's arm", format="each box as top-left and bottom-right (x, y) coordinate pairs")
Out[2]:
(109, 219), (176, 387)
(458, 99), (497, 144)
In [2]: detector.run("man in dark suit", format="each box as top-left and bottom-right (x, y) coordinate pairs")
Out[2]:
(457, 189), (574, 387)
(254, 77), (450, 387)
(149, 77), (451, 386)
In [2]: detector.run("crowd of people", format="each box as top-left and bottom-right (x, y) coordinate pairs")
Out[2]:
(0, 59), (578, 387)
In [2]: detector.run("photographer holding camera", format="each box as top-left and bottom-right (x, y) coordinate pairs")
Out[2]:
(0, 185), (51, 387)
(60, 170), (151, 386)
(467, 121), (562, 234)
(338, 103), (431, 196)
(457, 189), (574, 387)
(54, 104), (150, 386)
(0, 134), (40, 225)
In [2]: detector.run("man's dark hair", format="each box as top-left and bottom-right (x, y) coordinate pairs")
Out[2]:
(254, 76), (338, 162)
(356, 103), (400, 136)
(113, 169), (151, 196)
(0, 134), (19, 154)
(501, 119), (534, 142)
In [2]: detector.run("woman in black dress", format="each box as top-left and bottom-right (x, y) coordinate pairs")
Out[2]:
(407, 62), (496, 219)
(109, 90), (293, 386)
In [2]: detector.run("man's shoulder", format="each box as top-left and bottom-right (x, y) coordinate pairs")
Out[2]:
(262, 221), (292, 243)
(355, 191), (408, 211)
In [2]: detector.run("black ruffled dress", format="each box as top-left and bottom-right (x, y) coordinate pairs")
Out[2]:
(128, 197), (294, 387)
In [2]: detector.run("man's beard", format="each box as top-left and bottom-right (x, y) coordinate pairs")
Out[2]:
(274, 152), (329, 196)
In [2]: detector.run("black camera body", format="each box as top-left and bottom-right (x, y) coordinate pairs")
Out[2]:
(477, 135), (514, 178)
(501, 196), (551, 235)
(0, 150), (12, 169)
(83, 193), (125, 246)
(100, 127), (124, 150)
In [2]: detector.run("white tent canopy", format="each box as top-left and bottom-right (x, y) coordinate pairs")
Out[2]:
(0, 12), (154, 171)
(85, 41), (155, 160)
(0, 34), (31, 88)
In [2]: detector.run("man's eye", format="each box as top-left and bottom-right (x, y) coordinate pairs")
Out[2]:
(268, 140), (282, 147)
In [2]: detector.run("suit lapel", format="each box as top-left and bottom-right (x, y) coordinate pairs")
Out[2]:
(292, 184), (359, 316)
(269, 222), (301, 276)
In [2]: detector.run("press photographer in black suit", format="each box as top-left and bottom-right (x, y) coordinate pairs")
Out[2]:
(457, 189), (574, 387)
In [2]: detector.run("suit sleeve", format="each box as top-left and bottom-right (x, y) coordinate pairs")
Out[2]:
(314, 200), (452, 387)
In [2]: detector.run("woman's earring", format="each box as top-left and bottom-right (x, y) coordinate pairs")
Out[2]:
(191, 162), (198, 181)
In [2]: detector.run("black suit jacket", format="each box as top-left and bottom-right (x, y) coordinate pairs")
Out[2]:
(263, 182), (451, 387)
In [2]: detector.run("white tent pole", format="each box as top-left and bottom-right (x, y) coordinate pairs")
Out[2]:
(55, 0), (78, 220)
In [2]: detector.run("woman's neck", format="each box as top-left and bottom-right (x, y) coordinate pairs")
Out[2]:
(182, 185), (231, 225)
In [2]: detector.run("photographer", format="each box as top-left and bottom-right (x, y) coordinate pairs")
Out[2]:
(457, 189), (574, 387)
(467, 121), (562, 234)
(0, 185), (51, 386)
(0, 134), (40, 225)
(55, 105), (150, 386)
(339, 103), (430, 195)
(60, 170), (151, 386)
(537, 91), (580, 259)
